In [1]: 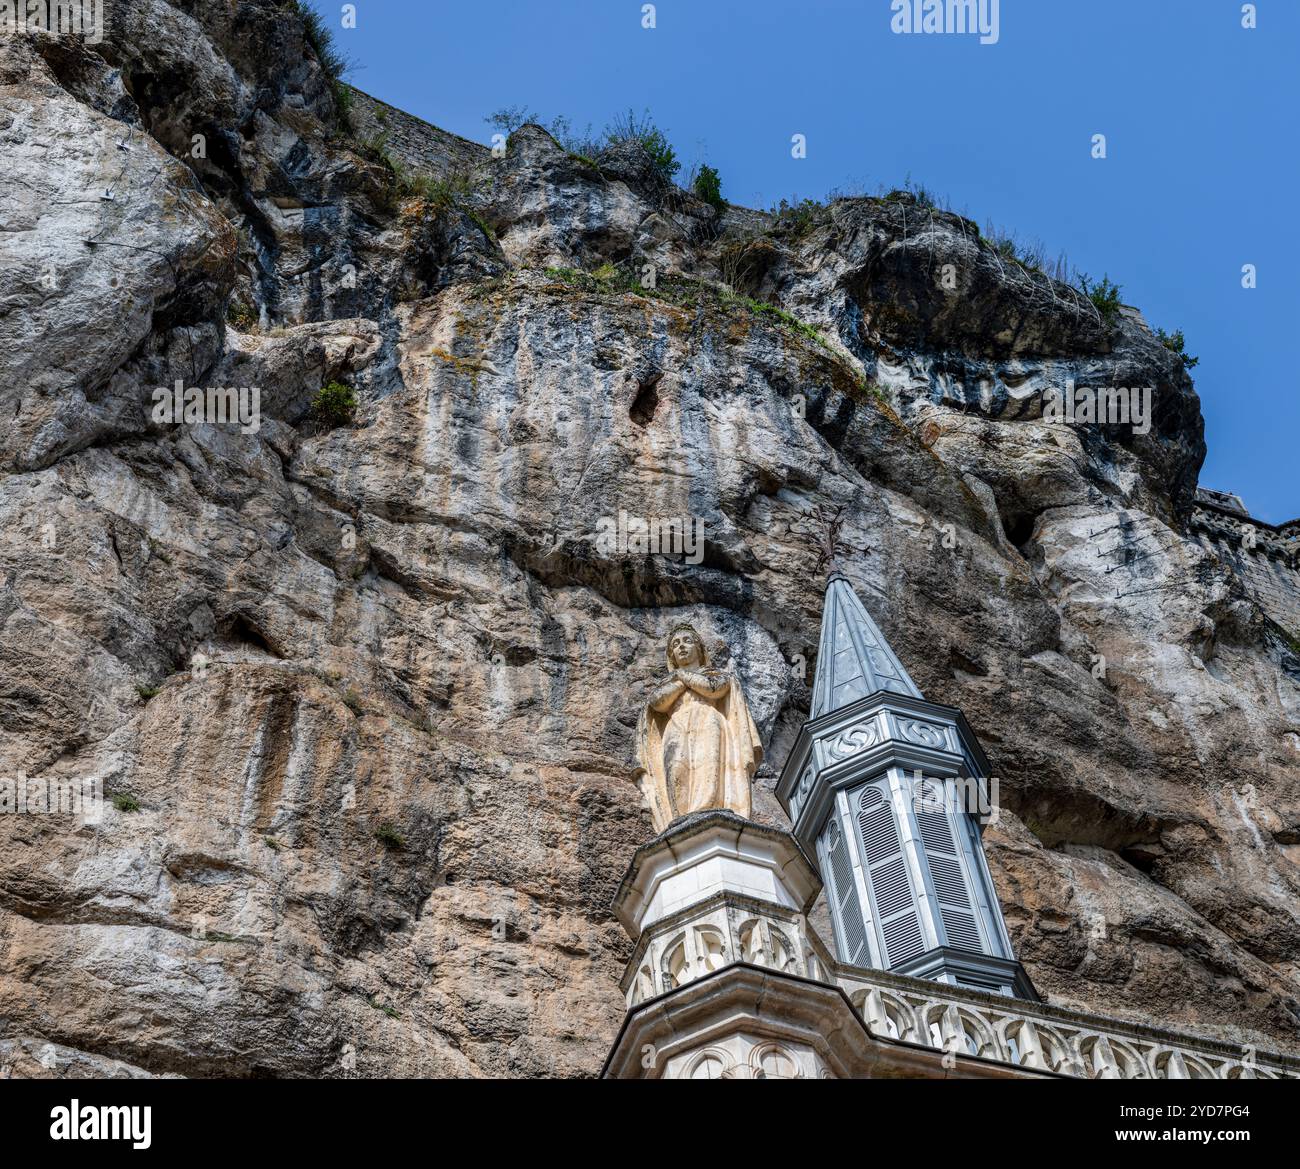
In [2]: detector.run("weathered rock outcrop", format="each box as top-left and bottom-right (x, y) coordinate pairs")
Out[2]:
(1, 3), (1297, 1078)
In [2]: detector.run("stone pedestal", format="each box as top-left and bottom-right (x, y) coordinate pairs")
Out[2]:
(606, 812), (850, 1078)
(612, 811), (824, 1008)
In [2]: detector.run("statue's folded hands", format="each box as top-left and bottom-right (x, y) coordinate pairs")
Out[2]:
(675, 669), (730, 700)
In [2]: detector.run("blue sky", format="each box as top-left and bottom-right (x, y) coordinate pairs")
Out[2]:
(320, 0), (1297, 522)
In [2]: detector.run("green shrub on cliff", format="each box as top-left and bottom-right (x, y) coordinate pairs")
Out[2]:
(1156, 327), (1200, 369)
(740, 297), (830, 351)
(1079, 273), (1123, 326)
(311, 380), (357, 428)
(226, 299), (258, 332)
(692, 164), (725, 211)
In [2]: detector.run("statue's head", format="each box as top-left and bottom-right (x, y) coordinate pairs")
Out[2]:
(667, 623), (708, 670)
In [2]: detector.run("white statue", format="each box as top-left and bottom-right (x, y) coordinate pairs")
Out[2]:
(634, 624), (764, 833)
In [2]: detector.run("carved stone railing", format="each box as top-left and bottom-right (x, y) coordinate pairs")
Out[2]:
(620, 890), (816, 1008)
(818, 937), (1300, 1079)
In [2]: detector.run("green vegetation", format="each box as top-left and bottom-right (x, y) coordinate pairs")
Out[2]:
(225, 299), (258, 332)
(864, 381), (891, 409)
(485, 105), (597, 157)
(294, 1), (353, 129)
(769, 197), (825, 238)
(485, 105), (684, 182)
(1155, 327), (1200, 369)
(606, 108), (679, 179)
(979, 224), (1074, 283)
(545, 262), (723, 313)
(740, 297), (830, 350)
(136, 685), (160, 701)
(264, 836), (284, 852)
(341, 686), (364, 714)
(544, 263), (680, 303)
(369, 996), (401, 1018)
(880, 176), (940, 211)
(692, 163), (725, 211)
(358, 135), (401, 214)
(112, 793), (140, 813)
(1078, 273), (1123, 326)
(542, 263), (834, 353)
(983, 223), (1027, 264)
(360, 127), (477, 215)
(467, 209), (497, 243)
(311, 380), (357, 428)
(400, 169), (473, 209)
(374, 823), (405, 851)
(484, 104), (537, 136)
(331, 81), (354, 128)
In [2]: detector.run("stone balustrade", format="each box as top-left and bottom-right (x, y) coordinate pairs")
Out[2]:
(822, 943), (1300, 1079)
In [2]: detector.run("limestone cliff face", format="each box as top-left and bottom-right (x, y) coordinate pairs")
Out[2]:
(1, 2), (1298, 1078)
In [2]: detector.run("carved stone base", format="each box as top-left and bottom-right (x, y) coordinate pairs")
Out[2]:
(611, 812), (824, 1007)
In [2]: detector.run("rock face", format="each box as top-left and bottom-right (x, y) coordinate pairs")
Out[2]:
(1, 3), (1297, 1078)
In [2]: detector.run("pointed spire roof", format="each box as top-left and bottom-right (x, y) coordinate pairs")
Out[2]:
(811, 574), (922, 717)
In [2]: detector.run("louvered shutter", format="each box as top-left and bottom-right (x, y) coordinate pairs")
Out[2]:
(916, 804), (984, 952)
(856, 785), (925, 964)
(821, 816), (869, 966)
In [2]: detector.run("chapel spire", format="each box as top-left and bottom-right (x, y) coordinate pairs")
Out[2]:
(778, 569), (1036, 1000)
(811, 574), (922, 716)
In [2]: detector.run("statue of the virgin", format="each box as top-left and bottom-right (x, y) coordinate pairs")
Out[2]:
(634, 624), (764, 833)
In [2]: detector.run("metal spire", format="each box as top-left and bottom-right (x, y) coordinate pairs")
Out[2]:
(810, 574), (922, 717)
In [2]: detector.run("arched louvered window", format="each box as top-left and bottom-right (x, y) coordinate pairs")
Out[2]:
(915, 801), (985, 953)
(856, 784), (925, 965)
(820, 816), (869, 966)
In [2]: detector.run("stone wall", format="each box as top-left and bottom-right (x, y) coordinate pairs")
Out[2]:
(1191, 494), (1300, 636)
(347, 86), (488, 175)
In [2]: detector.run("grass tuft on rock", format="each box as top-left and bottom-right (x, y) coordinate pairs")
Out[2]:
(294, 1), (354, 129)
